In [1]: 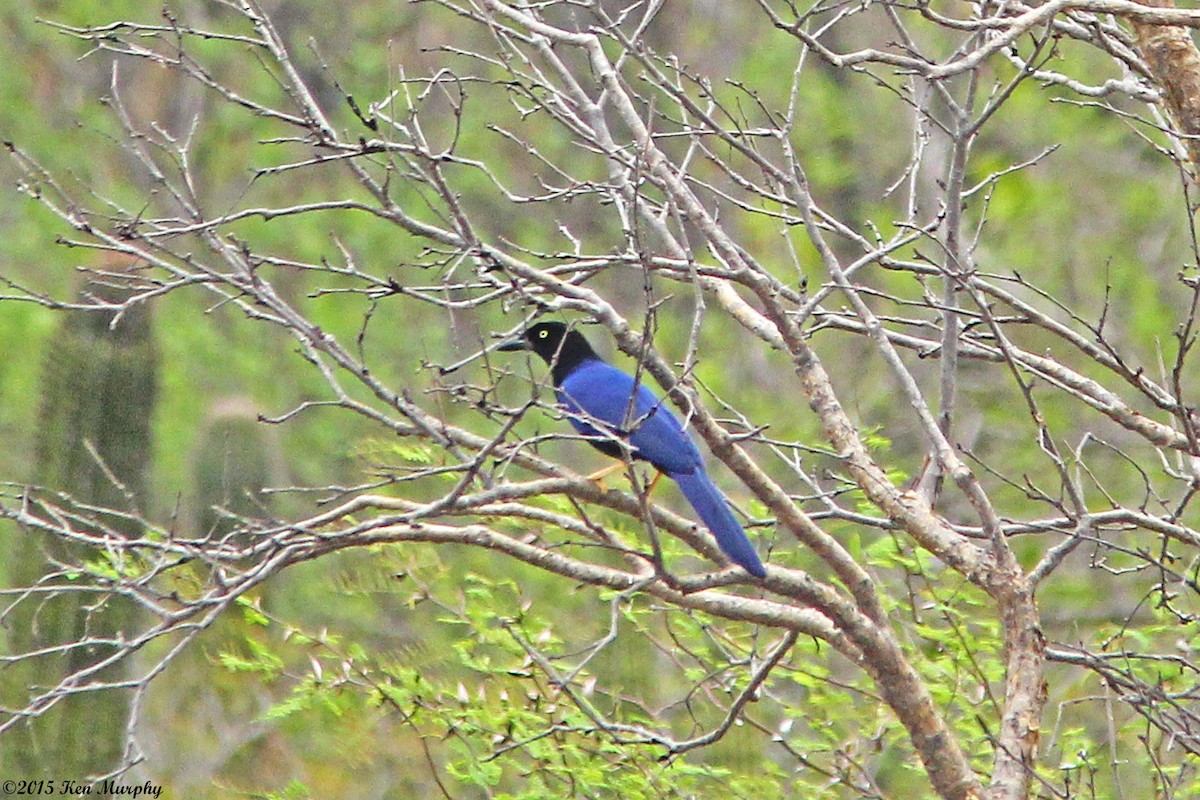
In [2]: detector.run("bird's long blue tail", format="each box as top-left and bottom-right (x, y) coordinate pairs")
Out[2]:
(670, 469), (766, 577)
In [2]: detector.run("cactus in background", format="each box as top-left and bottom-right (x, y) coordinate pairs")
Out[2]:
(6, 277), (158, 788)
(34, 299), (157, 512)
(192, 397), (278, 540)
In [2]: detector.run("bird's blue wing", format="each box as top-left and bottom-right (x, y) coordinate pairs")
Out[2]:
(558, 361), (700, 473)
(558, 360), (765, 577)
(625, 391), (703, 474)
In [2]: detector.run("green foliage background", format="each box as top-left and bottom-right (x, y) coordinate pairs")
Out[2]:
(0, 1), (1196, 798)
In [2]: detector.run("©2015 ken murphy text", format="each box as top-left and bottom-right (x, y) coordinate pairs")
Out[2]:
(1, 780), (162, 798)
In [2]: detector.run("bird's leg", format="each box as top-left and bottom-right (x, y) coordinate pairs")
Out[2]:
(586, 461), (625, 487)
(589, 465), (664, 496)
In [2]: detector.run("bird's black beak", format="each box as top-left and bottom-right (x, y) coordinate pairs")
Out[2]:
(496, 336), (529, 352)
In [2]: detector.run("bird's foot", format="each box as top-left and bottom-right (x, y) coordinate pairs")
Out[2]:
(586, 462), (625, 488)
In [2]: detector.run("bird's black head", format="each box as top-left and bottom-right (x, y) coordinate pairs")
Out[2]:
(497, 321), (601, 383)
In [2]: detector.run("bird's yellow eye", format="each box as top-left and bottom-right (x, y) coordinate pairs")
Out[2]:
(539, 330), (548, 338)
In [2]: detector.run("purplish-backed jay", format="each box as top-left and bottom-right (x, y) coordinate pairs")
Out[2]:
(499, 321), (766, 578)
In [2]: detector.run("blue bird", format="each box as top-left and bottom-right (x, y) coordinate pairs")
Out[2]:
(499, 321), (766, 578)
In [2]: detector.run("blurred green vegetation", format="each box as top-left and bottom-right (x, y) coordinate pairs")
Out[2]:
(0, 0), (1197, 798)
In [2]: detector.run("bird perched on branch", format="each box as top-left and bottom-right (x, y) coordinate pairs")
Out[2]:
(499, 321), (766, 578)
